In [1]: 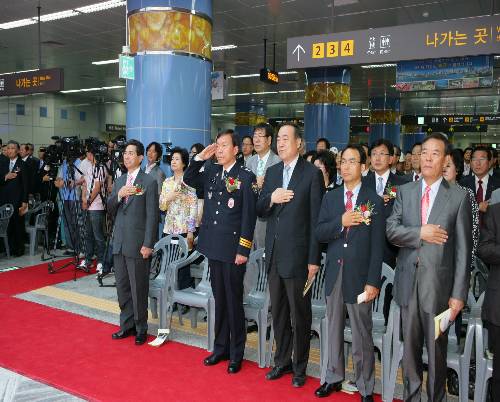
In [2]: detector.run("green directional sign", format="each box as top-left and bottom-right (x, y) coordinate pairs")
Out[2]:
(119, 55), (135, 80)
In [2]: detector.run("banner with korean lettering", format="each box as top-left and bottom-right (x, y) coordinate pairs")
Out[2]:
(0, 68), (64, 96)
(396, 55), (493, 91)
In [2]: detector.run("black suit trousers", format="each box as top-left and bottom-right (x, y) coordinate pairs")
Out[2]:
(268, 257), (312, 376)
(486, 321), (500, 402)
(209, 259), (246, 362)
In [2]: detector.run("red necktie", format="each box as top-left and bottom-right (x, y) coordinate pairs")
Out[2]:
(345, 190), (353, 236)
(421, 185), (431, 225)
(415, 174), (419, 181)
(125, 174), (134, 203)
(476, 179), (483, 204)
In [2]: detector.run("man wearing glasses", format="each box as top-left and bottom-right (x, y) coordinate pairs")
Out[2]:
(460, 146), (500, 216)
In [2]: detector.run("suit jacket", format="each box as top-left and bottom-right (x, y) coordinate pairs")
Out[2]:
(490, 188), (500, 206)
(256, 157), (325, 278)
(460, 174), (500, 202)
(362, 171), (408, 267)
(184, 159), (257, 263)
(316, 183), (385, 303)
(22, 155), (39, 196)
(386, 179), (472, 314)
(145, 164), (166, 196)
(0, 157), (28, 207)
(479, 203), (500, 326)
(107, 170), (159, 258)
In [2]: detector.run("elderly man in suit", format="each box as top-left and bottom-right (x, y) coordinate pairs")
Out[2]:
(245, 123), (281, 249)
(460, 146), (500, 217)
(478, 203), (500, 401)
(257, 123), (324, 387)
(387, 133), (472, 401)
(108, 139), (159, 346)
(315, 144), (384, 401)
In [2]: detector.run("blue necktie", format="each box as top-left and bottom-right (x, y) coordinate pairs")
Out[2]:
(9, 160), (14, 171)
(376, 177), (384, 196)
(283, 165), (291, 189)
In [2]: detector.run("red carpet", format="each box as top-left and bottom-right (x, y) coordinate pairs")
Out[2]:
(0, 258), (93, 296)
(0, 262), (387, 401)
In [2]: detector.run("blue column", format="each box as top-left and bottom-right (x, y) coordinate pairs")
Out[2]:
(126, 0), (212, 167)
(369, 97), (401, 147)
(304, 67), (350, 151)
(234, 102), (267, 138)
(401, 132), (425, 153)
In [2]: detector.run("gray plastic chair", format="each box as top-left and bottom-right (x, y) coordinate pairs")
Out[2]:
(25, 201), (53, 256)
(0, 204), (14, 258)
(243, 248), (270, 368)
(149, 235), (189, 330)
(171, 255), (215, 351)
(472, 293), (491, 402)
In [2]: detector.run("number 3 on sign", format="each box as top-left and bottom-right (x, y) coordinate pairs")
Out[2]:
(327, 41), (338, 58)
(312, 43), (324, 58)
(341, 40), (354, 56)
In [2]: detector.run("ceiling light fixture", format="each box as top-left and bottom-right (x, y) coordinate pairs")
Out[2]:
(0, 68), (39, 76)
(211, 44), (237, 51)
(60, 85), (125, 94)
(0, 0), (125, 30)
(92, 59), (119, 65)
(228, 71), (298, 79)
(279, 89), (305, 93)
(228, 93), (251, 96)
(361, 63), (397, 69)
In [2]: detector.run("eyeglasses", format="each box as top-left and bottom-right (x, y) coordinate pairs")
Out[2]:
(471, 157), (488, 163)
(340, 159), (361, 166)
(371, 152), (390, 158)
(123, 151), (137, 156)
(252, 134), (268, 139)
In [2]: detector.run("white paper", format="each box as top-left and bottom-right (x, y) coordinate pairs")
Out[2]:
(148, 328), (170, 347)
(357, 291), (367, 304)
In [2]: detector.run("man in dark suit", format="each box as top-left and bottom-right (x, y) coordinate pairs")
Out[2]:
(363, 139), (407, 268)
(315, 144), (384, 401)
(404, 142), (422, 182)
(478, 203), (500, 401)
(257, 123), (324, 387)
(387, 133), (472, 401)
(19, 143), (39, 197)
(460, 146), (500, 218)
(184, 130), (257, 374)
(108, 139), (159, 346)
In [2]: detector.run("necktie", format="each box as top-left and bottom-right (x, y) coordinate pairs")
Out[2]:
(376, 177), (384, 196)
(476, 179), (484, 204)
(283, 165), (291, 189)
(421, 185), (431, 225)
(125, 173), (134, 203)
(222, 170), (228, 182)
(9, 160), (14, 171)
(415, 174), (419, 181)
(257, 159), (265, 176)
(345, 190), (353, 212)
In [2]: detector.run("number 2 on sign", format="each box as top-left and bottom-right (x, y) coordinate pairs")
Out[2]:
(341, 40), (354, 56)
(312, 43), (324, 58)
(327, 41), (338, 57)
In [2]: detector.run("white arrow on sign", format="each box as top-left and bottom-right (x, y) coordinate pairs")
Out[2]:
(293, 44), (305, 62)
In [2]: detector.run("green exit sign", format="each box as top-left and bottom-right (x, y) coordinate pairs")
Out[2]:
(119, 55), (134, 80)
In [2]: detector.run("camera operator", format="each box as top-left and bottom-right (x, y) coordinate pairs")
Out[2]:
(78, 145), (107, 273)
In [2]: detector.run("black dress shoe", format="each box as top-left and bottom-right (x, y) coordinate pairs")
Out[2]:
(227, 360), (242, 374)
(292, 375), (306, 387)
(111, 328), (136, 340)
(135, 333), (147, 345)
(203, 353), (229, 366)
(315, 381), (343, 397)
(265, 364), (293, 380)
(360, 395), (374, 402)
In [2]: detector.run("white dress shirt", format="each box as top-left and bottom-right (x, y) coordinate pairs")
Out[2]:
(421, 177), (443, 223)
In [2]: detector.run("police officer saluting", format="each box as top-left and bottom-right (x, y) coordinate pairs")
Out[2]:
(184, 130), (257, 374)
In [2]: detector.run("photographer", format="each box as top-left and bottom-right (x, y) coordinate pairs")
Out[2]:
(78, 146), (107, 272)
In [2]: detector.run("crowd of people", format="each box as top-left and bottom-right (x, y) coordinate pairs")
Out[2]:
(1, 123), (500, 401)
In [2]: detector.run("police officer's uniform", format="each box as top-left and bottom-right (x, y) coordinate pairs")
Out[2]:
(184, 157), (257, 363)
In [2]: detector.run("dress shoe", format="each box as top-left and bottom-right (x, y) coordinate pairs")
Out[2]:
(292, 375), (306, 387)
(265, 364), (293, 380)
(360, 395), (374, 402)
(203, 353), (229, 366)
(314, 381), (342, 397)
(111, 328), (136, 340)
(227, 360), (242, 374)
(135, 333), (147, 345)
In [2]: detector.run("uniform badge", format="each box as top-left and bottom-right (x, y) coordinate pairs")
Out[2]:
(228, 198), (234, 208)
(208, 191), (212, 200)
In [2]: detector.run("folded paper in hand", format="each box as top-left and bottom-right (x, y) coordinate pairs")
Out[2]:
(357, 291), (367, 304)
(303, 276), (315, 296)
(434, 308), (452, 340)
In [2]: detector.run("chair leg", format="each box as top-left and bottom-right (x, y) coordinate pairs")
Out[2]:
(3, 237), (9, 258)
(29, 230), (36, 256)
(190, 307), (197, 328)
(150, 296), (158, 319)
(159, 295), (165, 329)
(266, 324), (274, 367)
(208, 299), (215, 352)
(257, 314), (266, 368)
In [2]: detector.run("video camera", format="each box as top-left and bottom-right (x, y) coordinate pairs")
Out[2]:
(44, 136), (85, 178)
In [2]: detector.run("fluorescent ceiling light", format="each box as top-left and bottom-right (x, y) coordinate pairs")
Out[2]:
(0, 68), (39, 76)
(280, 71), (298, 75)
(494, 55), (500, 59)
(361, 63), (397, 69)
(228, 93), (251, 96)
(92, 59), (119, 65)
(211, 44), (237, 51)
(61, 85), (125, 94)
(252, 91), (279, 95)
(0, 0), (125, 30)
(279, 89), (305, 93)
(228, 71), (298, 79)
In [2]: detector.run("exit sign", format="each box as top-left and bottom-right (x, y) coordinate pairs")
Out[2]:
(119, 55), (135, 80)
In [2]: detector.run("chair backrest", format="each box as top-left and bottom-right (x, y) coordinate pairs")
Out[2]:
(372, 263), (395, 319)
(470, 258), (488, 299)
(0, 204), (14, 236)
(246, 248), (266, 298)
(150, 235), (189, 281)
(195, 256), (211, 293)
(311, 253), (327, 307)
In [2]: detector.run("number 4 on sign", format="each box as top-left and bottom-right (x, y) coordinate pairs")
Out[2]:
(341, 40), (354, 56)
